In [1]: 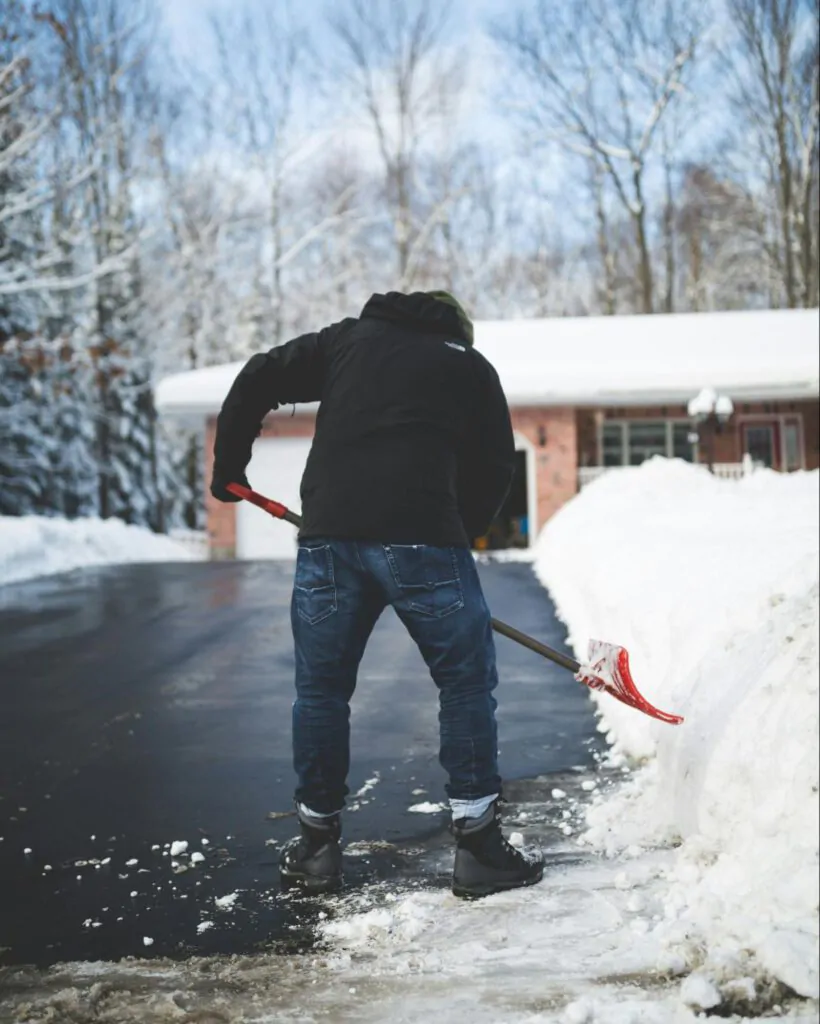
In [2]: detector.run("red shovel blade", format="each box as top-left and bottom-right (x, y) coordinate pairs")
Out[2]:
(575, 640), (684, 725)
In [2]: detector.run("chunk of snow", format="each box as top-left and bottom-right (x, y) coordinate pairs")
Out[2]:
(142, 936), (154, 947)
(23, 847), (32, 854)
(197, 921), (214, 934)
(190, 851), (205, 864)
(508, 832), (524, 848)
(563, 999), (593, 1024)
(407, 802), (447, 814)
(214, 892), (239, 910)
(169, 841), (188, 856)
(353, 774), (380, 798)
(551, 788), (567, 800)
(125, 858), (138, 866)
(680, 973), (722, 1010)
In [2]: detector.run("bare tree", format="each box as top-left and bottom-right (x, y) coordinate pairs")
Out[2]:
(724, 0), (819, 308)
(493, 0), (706, 314)
(327, 0), (465, 287)
(676, 164), (771, 310)
(207, 3), (306, 345)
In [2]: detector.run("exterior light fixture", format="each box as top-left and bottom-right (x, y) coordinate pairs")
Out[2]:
(687, 387), (735, 473)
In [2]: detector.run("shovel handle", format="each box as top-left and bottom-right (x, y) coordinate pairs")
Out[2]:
(226, 483), (581, 675)
(490, 617), (581, 673)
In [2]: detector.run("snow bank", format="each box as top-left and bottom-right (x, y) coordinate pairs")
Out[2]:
(0, 514), (197, 586)
(535, 459), (820, 997)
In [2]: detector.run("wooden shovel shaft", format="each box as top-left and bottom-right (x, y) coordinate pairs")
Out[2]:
(227, 483), (581, 675)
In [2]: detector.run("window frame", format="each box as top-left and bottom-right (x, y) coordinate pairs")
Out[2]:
(597, 418), (696, 467)
(736, 413), (805, 471)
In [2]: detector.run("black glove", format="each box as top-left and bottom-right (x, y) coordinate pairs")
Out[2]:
(210, 470), (249, 503)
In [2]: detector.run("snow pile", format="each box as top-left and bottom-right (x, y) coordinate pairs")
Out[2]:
(535, 459), (820, 997)
(0, 514), (198, 586)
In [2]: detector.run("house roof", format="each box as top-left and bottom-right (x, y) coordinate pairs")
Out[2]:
(155, 307), (820, 418)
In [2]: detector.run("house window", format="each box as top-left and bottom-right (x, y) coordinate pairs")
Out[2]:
(672, 422), (695, 460)
(628, 422), (668, 465)
(784, 421), (802, 471)
(599, 420), (694, 466)
(602, 423), (625, 466)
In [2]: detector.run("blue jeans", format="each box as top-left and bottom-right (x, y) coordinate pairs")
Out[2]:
(291, 540), (501, 815)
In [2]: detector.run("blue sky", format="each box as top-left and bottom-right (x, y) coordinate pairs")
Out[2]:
(159, 0), (527, 174)
(155, 0), (743, 233)
(161, 0), (520, 59)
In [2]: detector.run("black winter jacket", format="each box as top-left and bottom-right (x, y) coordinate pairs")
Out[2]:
(211, 292), (515, 547)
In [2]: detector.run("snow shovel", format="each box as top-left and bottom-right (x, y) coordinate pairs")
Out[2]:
(226, 483), (684, 725)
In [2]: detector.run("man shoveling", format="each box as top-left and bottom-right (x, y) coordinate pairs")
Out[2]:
(211, 290), (544, 899)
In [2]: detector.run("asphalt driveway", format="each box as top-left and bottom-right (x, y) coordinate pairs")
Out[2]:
(0, 558), (600, 966)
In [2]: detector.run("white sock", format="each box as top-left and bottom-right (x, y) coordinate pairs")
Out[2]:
(298, 803), (341, 820)
(450, 793), (498, 822)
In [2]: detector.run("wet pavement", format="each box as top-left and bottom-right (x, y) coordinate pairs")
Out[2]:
(0, 559), (601, 967)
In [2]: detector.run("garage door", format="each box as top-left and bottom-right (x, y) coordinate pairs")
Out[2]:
(236, 438), (312, 559)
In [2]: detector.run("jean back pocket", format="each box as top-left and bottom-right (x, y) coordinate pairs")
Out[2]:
(294, 543), (338, 625)
(384, 544), (464, 618)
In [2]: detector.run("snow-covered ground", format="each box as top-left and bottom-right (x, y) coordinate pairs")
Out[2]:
(309, 460), (819, 1022)
(2, 461), (817, 1024)
(0, 515), (198, 586)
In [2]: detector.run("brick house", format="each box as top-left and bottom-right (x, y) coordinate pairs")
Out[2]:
(156, 308), (819, 559)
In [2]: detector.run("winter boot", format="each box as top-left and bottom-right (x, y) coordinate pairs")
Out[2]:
(279, 807), (343, 895)
(452, 801), (544, 899)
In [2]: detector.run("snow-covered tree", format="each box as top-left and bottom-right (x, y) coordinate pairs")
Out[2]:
(40, 0), (173, 529)
(0, 3), (97, 517)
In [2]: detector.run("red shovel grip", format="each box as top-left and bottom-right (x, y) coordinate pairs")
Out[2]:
(225, 483), (302, 527)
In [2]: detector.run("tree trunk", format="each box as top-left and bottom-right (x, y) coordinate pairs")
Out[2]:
(663, 157), (675, 312)
(592, 161), (616, 314)
(633, 168), (654, 313)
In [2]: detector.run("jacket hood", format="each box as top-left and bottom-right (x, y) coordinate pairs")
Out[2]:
(360, 291), (474, 346)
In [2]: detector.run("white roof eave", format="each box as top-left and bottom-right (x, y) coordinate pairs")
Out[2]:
(155, 308), (820, 418)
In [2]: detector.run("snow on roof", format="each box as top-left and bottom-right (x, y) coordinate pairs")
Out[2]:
(155, 307), (820, 418)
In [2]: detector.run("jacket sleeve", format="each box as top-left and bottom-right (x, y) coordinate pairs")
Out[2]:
(457, 354), (516, 539)
(211, 320), (350, 492)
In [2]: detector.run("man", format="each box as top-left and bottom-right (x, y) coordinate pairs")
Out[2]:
(211, 291), (544, 899)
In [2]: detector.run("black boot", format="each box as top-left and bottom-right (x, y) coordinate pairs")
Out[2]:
(279, 808), (343, 895)
(452, 801), (544, 899)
